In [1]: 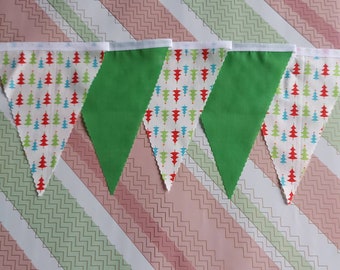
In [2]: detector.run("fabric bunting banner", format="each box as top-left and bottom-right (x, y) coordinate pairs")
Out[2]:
(143, 41), (232, 191)
(200, 43), (294, 199)
(0, 42), (107, 195)
(82, 39), (172, 195)
(262, 48), (340, 204)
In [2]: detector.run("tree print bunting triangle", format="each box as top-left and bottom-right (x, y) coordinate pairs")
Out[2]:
(143, 41), (231, 191)
(82, 40), (171, 195)
(262, 48), (340, 204)
(200, 44), (294, 199)
(0, 44), (106, 195)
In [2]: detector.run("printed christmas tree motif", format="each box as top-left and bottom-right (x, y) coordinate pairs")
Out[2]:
(282, 108), (288, 120)
(301, 123), (309, 139)
(46, 51), (53, 65)
(34, 119), (39, 130)
(161, 130), (168, 145)
(64, 78), (70, 88)
(44, 72), (52, 85)
(65, 57), (71, 68)
(174, 49), (182, 62)
(2, 52), (9, 65)
(288, 168), (296, 182)
(288, 146), (297, 160)
(172, 109), (180, 123)
(63, 98), (69, 108)
(153, 126), (159, 136)
(312, 110), (318, 122)
(271, 121), (280, 137)
(311, 132), (317, 143)
(83, 51), (91, 64)
(301, 145), (308, 160)
(313, 69), (319, 80)
(69, 111), (77, 125)
(24, 111), (32, 126)
(41, 112), (49, 126)
(18, 51), (26, 64)
(100, 51), (104, 63)
(31, 162), (37, 173)
(190, 69), (197, 82)
(73, 51), (80, 64)
(51, 132), (59, 147)
(9, 79), (15, 89)
(145, 109), (153, 123)
(36, 177), (45, 192)
(23, 133), (31, 147)
(11, 58), (17, 69)
(334, 63), (340, 76)
(275, 86), (282, 95)
(181, 126), (187, 136)
(171, 151), (179, 165)
(302, 103), (310, 117)
(320, 105), (328, 118)
(333, 83), (339, 97)
(32, 140), (38, 151)
(312, 90), (318, 101)
(38, 154), (47, 168)
(321, 63), (329, 76)
(200, 89), (209, 102)
(163, 69), (170, 82)
(82, 69), (90, 83)
(173, 89), (181, 102)
(56, 70), (63, 85)
(71, 91), (78, 105)
(37, 78), (43, 89)
(201, 68), (208, 81)
(281, 175), (286, 186)
(290, 103), (298, 117)
(289, 124), (298, 138)
(38, 58), (44, 69)
(292, 62), (300, 75)
(50, 153), (57, 168)
(190, 89), (197, 104)
(303, 82), (310, 96)
(8, 100), (13, 110)
(160, 151), (167, 166)
(171, 130), (179, 144)
(56, 52), (64, 64)
(17, 72), (25, 85)
(35, 98), (41, 109)
(202, 49), (209, 61)
(161, 109), (169, 124)
(181, 105), (187, 115)
(283, 88), (289, 99)
(281, 130), (287, 142)
(82, 89), (87, 104)
(304, 61), (312, 75)
(14, 113), (21, 126)
(284, 69), (290, 78)
(271, 143), (279, 159)
(280, 152), (287, 164)
(15, 92), (24, 106)
(190, 49), (198, 62)
(1, 72), (7, 85)
(52, 111), (61, 125)
(164, 50), (171, 63)
(40, 133), (48, 147)
(218, 48), (226, 61)
(54, 91), (62, 105)
(183, 65), (189, 76)
(72, 71), (79, 84)
(320, 84), (328, 97)
(291, 83), (299, 96)
(189, 109), (196, 124)
(43, 92), (51, 105)
(272, 100), (280, 115)
(28, 72), (36, 86)
(174, 68), (181, 82)
(62, 118), (68, 129)
(29, 52), (37, 65)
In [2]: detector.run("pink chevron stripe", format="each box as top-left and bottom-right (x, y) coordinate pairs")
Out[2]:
(265, 0), (338, 47)
(293, 156), (340, 249)
(99, 0), (195, 41)
(0, 0), (69, 41)
(0, 224), (37, 270)
(62, 119), (182, 269)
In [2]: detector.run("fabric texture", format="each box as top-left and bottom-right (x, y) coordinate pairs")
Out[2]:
(200, 51), (292, 198)
(82, 46), (169, 194)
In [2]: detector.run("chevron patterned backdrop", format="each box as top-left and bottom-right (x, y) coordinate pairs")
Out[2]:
(1, 0), (340, 269)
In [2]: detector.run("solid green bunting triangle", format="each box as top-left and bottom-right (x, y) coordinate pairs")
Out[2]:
(82, 45), (169, 194)
(200, 50), (292, 198)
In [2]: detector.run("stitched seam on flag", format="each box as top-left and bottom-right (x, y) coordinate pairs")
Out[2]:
(0, 112), (131, 270)
(181, 0), (285, 42)
(45, 0), (100, 41)
(186, 141), (313, 269)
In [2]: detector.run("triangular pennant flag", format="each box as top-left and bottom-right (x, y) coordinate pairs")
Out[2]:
(200, 44), (293, 198)
(82, 40), (171, 194)
(143, 41), (231, 190)
(0, 43), (106, 195)
(263, 48), (340, 204)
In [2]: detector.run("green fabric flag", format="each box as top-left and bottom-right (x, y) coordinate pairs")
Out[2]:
(82, 46), (168, 194)
(200, 51), (292, 198)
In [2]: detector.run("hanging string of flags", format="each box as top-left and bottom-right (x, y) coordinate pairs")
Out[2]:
(1, 40), (339, 205)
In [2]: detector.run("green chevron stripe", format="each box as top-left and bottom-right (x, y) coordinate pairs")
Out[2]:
(322, 97), (340, 153)
(0, 112), (131, 270)
(187, 141), (313, 269)
(183, 0), (285, 42)
(46, 0), (99, 41)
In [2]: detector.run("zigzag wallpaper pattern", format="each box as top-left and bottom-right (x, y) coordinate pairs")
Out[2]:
(1, 0), (340, 269)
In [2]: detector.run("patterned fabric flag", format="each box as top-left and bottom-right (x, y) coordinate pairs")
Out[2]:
(0, 43), (106, 195)
(201, 44), (294, 199)
(263, 48), (340, 204)
(143, 41), (231, 191)
(82, 40), (171, 195)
